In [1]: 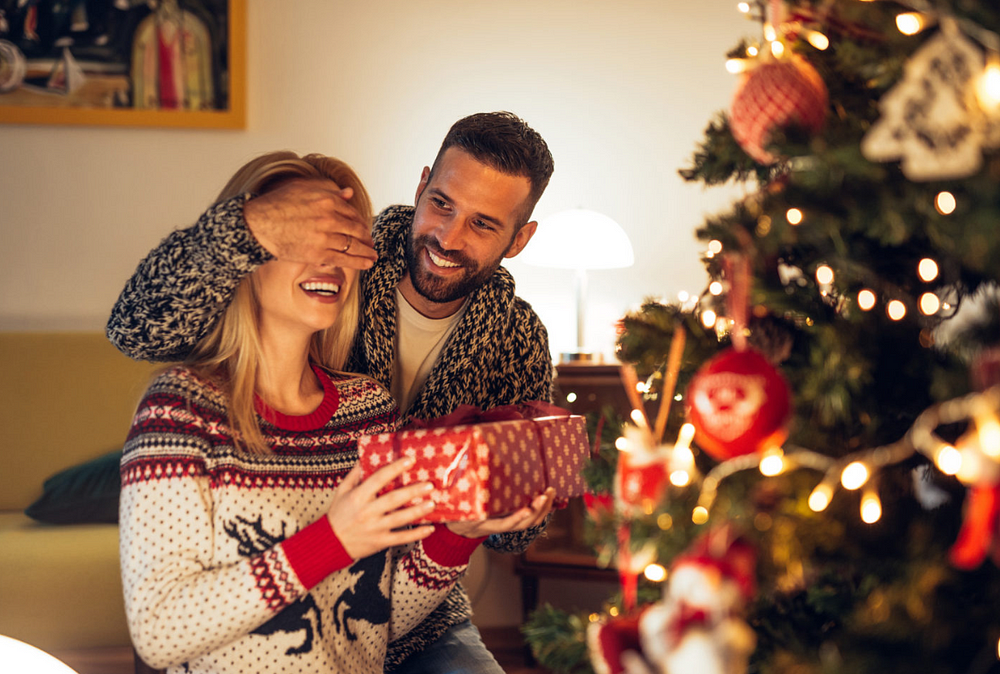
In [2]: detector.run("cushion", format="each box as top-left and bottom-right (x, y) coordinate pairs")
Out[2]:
(24, 450), (122, 524)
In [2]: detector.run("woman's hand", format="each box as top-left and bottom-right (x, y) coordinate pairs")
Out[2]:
(446, 487), (556, 539)
(328, 458), (436, 559)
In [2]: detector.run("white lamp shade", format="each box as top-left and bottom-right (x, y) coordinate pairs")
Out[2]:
(0, 635), (80, 674)
(521, 209), (635, 270)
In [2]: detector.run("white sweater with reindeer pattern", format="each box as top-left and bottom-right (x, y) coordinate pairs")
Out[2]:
(120, 365), (481, 674)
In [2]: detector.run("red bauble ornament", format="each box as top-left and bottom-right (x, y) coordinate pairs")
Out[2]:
(685, 348), (791, 461)
(729, 54), (828, 165)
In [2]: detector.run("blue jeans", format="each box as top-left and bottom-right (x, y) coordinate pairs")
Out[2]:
(390, 620), (505, 674)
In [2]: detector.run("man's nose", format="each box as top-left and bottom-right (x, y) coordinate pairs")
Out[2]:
(434, 217), (463, 251)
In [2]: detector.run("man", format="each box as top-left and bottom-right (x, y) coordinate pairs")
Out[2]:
(107, 111), (557, 673)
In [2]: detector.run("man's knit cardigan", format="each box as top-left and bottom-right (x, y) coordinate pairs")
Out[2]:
(107, 196), (555, 668)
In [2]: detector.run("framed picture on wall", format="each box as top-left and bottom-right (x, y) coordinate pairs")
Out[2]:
(0, 0), (245, 129)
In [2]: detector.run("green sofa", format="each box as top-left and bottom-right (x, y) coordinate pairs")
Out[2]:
(0, 332), (157, 659)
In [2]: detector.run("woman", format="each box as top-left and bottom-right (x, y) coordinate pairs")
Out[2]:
(119, 152), (484, 673)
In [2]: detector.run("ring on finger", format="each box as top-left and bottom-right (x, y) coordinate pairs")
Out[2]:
(340, 235), (352, 253)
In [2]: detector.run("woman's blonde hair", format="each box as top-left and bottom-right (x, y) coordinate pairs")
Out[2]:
(185, 151), (373, 455)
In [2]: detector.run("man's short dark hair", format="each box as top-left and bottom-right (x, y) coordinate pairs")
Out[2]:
(429, 111), (555, 225)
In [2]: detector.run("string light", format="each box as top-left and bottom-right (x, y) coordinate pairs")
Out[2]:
(809, 482), (834, 512)
(692, 506), (710, 524)
(920, 292), (941, 316)
(934, 444), (962, 475)
(935, 191), (957, 215)
(861, 486), (882, 524)
(759, 446), (786, 476)
(786, 208), (803, 225)
(566, 392), (578, 403)
(858, 289), (877, 311)
(737, 1), (751, 13)
(771, 40), (785, 57)
(918, 258), (939, 282)
(747, 45), (759, 57)
(726, 58), (750, 74)
(887, 300), (907, 321)
(678, 290), (690, 303)
(815, 265), (835, 285)
(701, 309), (717, 329)
(709, 281), (723, 296)
(644, 563), (668, 582)
(806, 30), (830, 50)
(609, 606), (620, 617)
(630, 409), (647, 426)
(977, 54), (1000, 111)
(896, 12), (926, 36)
(763, 23), (777, 41)
(670, 470), (691, 487)
(657, 513), (673, 530)
(615, 436), (629, 451)
(976, 412), (1000, 459)
(708, 240), (723, 255)
(841, 461), (870, 490)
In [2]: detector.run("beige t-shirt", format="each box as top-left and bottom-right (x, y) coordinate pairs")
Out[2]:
(391, 287), (467, 414)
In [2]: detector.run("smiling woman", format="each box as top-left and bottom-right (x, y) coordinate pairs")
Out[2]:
(115, 151), (485, 674)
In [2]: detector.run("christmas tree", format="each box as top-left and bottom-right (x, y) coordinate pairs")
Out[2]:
(525, 2), (1000, 673)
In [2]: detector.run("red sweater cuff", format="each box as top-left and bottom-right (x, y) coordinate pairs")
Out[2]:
(281, 516), (353, 589)
(421, 525), (486, 567)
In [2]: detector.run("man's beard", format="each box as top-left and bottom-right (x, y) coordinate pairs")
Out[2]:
(404, 231), (506, 304)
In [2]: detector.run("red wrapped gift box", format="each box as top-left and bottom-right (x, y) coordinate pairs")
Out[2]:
(356, 413), (590, 522)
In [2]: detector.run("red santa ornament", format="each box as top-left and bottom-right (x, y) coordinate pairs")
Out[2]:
(730, 53), (828, 165)
(686, 348), (791, 461)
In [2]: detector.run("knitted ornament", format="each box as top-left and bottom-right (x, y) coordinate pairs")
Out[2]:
(686, 348), (791, 461)
(730, 54), (828, 164)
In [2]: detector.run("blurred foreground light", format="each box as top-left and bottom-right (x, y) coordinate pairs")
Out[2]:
(978, 57), (1000, 111)
(670, 470), (691, 487)
(709, 281), (724, 296)
(770, 40), (785, 58)
(887, 300), (907, 321)
(918, 258), (939, 282)
(809, 483), (833, 512)
(644, 563), (668, 582)
(786, 208), (803, 225)
(708, 240), (723, 255)
(806, 30), (830, 50)
(861, 490), (882, 524)
(692, 506), (710, 524)
(738, 2), (751, 13)
(858, 289), (877, 311)
(759, 447), (785, 476)
(726, 58), (749, 74)
(615, 436), (629, 451)
(896, 12), (925, 35)
(0, 636), (80, 674)
(935, 444), (962, 476)
(841, 461), (870, 490)
(935, 191), (956, 215)
(920, 292), (940, 315)
(701, 309), (718, 329)
(815, 265), (834, 285)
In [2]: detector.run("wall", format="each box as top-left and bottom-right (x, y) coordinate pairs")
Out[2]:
(0, 0), (756, 625)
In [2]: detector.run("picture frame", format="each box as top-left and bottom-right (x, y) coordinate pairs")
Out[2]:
(0, 0), (245, 129)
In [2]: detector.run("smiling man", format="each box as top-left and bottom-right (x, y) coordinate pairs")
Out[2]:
(108, 112), (557, 674)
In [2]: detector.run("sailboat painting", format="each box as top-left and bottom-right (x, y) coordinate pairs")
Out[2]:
(0, 0), (244, 128)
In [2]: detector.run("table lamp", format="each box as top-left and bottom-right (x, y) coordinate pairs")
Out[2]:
(0, 635), (80, 674)
(521, 209), (634, 362)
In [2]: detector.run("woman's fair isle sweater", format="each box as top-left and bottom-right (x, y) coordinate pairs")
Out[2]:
(120, 365), (482, 674)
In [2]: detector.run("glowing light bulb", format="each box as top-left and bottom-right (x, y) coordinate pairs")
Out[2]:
(589, 613), (600, 623)
(935, 191), (956, 215)
(935, 444), (962, 476)
(747, 45), (759, 57)
(737, 1), (751, 13)
(657, 513), (673, 530)
(841, 461), (870, 490)
(771, 40), (785, 58)
(615, 436), (629, 451)
(609, 606), (620, 617)
(815, 265), (834, 285)
(644, 563), (668, 582)
(896, 12), (924, 36)
(957, 447), (984, 485)
(726, 58), (749, 74)
(676, 423), (695, 448)
(806, 30), (830, 50)
(978, 57), (1000, 111)
(701, 309), (717, 329)
(809, 483), (833, 512)
(670, 470), (691, 487)
(678, 290), (690, 303)
(918, 258), (939, 282)
(887, 300), (907, 321)
(786, 208), (803, 225)
(566, 392), (578, 403)
(759, 447), (785, 476)
(763, 24), (777, 41)
(709, 281), (723, 296)
(708, 240), (723, 255)
(978, 415), (1000, 459)
(858, 289), (877, 311)
(692, 506), (709, 524)
(630, 409), (647, 426)
(861, 490), (882, 524)
(920, 292), (940, 315)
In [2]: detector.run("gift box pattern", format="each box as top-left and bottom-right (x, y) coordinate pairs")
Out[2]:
(357, 415), (590, 522)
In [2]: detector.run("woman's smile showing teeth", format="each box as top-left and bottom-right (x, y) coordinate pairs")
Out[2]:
(300, 278), (342, 301)
(427, 249), (460, 269)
